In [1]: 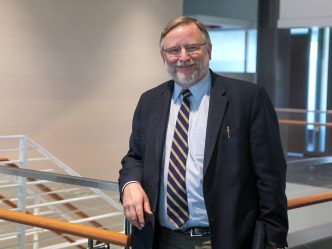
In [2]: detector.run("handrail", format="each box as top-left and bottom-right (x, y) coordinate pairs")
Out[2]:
(278, 119), (332, 127)
(275, 107), (332, 114)
(287, 192), (332, 210)
(0, 163), (118, 191)
(0, 208), (131, 247)
(0, 157), (103, 228)
(275, 108), (332, 127)
(0, 156), (126, 247)
(0, 192), (86, 249)
(0, 191), (331, 247)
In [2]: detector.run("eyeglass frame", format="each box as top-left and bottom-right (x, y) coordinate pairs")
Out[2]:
(161, 42), (208, 57)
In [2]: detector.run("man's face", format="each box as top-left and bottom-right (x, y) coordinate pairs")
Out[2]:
(161, 23), (212, 88)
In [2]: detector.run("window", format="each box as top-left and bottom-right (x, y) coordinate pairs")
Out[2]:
(208, 29), (257, 73)
(303, 27), (330, 152)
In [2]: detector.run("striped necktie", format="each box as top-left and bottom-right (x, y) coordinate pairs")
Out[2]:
(167, 89), (191, 228)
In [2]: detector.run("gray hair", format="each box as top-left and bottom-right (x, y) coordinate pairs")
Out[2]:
(160, 16), (211, 49)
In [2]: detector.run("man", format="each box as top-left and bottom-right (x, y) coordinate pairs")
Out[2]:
(119, 16), (288, 249)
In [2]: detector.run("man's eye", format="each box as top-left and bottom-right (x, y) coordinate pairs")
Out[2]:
(168, 48), (181, 55)
(186, 46), (199, 52)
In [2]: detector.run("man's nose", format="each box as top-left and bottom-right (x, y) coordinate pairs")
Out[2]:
(178, 47), (190, 61)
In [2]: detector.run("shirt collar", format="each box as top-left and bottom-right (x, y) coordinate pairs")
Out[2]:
(173, 71), (211, 102)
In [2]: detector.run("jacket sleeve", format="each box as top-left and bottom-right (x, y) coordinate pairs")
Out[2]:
(249, 86), (288, 247)
(118, 95), (145, 201)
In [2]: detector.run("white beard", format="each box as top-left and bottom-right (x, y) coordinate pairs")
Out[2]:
(164, 61), (202, 88)
(172, 70), (200, 88)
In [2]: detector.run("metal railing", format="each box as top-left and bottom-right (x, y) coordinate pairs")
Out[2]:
(0, 208), (130, 247)
(276, 108), (332, 127)
(0, 160), (332, 248)
(1, 135), (332, 248)
(0, 165), (332, 248)
(0, 163), (126, 248)
(0, 135), (126, 248)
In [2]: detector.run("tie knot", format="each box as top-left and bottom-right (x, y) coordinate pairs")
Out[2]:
(182, 89), (191, 98)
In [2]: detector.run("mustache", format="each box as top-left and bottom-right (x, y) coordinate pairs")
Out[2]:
(176, 61), (197, 67)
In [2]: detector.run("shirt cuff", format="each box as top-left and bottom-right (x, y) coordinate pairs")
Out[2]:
(121, 181), (140, 193)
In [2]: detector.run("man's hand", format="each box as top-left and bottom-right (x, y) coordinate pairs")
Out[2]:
(123, 182), (153, 229)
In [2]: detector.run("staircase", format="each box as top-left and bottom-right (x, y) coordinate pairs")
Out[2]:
(0, 135), (124, 249)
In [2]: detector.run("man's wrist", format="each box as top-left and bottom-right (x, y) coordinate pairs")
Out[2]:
(122, 181), (140, 193)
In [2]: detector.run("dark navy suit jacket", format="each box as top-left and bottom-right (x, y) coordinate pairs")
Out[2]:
(119, 71), (288, 249)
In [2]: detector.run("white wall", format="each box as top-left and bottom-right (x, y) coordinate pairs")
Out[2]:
(279, 0), (332, 28)
(0, 0), (183, 181)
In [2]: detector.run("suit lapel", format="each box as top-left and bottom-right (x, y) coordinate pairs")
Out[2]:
(150, 76), (227, 175)
(153, 81), (173, 170)
(203, 74), (228, 174)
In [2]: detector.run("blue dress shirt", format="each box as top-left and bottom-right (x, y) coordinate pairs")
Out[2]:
(159, 72), (211, 230)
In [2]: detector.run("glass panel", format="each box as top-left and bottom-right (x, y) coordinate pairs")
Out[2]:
(0, 136), (124, 248)
(0, 173), (123, 249)
(209, 29), (257, 73)
(286, 27), (331, 155)
(246, 29), (257, 73)
(209, 30), (246, 72)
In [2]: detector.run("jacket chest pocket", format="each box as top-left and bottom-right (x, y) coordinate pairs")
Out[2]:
(222, 126), (249, 142)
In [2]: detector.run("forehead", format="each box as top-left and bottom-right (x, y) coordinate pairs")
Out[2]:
(163, 23), (204, 47)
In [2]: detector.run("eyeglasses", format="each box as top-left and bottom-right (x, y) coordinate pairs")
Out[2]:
(162, 42), (207, 57)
